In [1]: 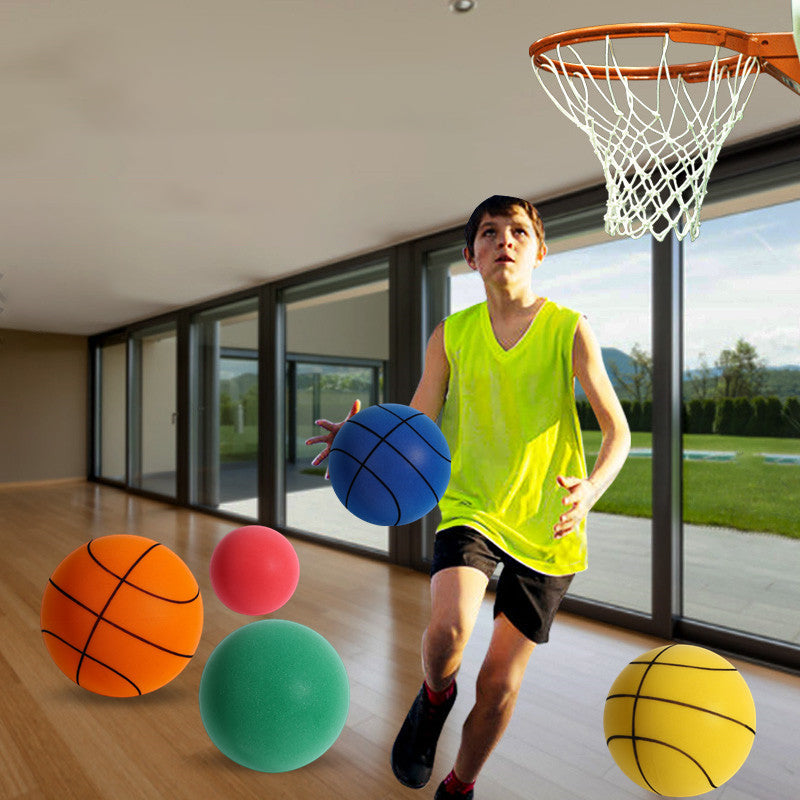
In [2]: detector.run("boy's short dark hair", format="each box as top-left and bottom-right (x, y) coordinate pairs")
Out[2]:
(464, 195), (545, 258)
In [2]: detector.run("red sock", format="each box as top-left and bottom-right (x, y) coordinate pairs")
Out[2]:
(424, 679), (455, 706)
(442, 769), (475, 795)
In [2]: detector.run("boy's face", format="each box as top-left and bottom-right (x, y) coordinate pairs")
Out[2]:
(463, 207), (547, 288)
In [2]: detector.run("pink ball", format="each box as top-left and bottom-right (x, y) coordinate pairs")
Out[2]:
(210, 526), (299, 615)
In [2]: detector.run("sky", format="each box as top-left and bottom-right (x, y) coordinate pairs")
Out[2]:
(451, 197), (800, 370)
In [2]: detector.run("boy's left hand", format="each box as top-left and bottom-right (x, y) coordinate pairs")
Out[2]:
(554, 475), (599, 539)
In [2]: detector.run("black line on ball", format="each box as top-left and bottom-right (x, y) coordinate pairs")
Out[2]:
(631, 644), (677, 794)
(345, 422), (445, 502)
(339, 411), (448, 502)
(87, 541), (199, 603)
(334, 421), (440, 520)
(329, 447), (402, 524)
(42, 629), (142, 695)
(342, 418), (408, 503)
(606, 692), (756, 735)
(377, 405), (451, 462)
(606, 734), (718, 790)
(628, 659), (737, 672)
(76, 541), (161, 687)
(46, 579), (198, 659)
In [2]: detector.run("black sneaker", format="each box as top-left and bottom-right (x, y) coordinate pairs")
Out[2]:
(391, 682), (457, 789)
(434, 780), (474, 800)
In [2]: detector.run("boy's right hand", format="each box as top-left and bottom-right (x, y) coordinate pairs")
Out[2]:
(304, 399), (362, 480)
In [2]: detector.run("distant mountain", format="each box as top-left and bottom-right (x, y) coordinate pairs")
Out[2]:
(601, 347), (635, 377)
(684, 366), (723, 379)
(575, 348), (633, 401)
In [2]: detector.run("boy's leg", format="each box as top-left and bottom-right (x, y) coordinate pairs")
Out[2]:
(436, 565), (573, 795)
(452, 612), (536, 784)
(423, 565), (490, 691)
(392, 561), (490, 789)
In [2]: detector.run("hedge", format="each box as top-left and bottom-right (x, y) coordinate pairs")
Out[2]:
(576, 395), (800, 437)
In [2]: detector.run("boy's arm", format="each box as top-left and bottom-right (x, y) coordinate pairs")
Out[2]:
(554, 315), (631, 538)
(409, 321), (450, 421)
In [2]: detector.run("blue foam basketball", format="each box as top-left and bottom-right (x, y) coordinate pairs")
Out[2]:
(328, 403), (451, 526)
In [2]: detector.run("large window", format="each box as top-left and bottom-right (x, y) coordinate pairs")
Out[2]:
(424, 231), (653, 614)
(129, 323), (177, 498)
(286, 356), (382, 466)
(279, 263), (389, 554)
(97, 340), (126, 483)
(190, 298), (259, 518)
(683, 192), (800, 645)
(546, 233), (652, 614)
(87, 139), (800, 671)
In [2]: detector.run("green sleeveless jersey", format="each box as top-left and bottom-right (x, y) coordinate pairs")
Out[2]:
(436, 299), (588, 576)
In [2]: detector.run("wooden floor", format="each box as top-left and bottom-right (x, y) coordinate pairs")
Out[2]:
(1, 482), (799, 800)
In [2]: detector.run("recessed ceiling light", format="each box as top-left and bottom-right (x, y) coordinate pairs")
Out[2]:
(449, 0), (476, 12)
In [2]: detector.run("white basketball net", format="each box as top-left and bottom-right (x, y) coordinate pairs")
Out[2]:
(533, 35), (762, 240)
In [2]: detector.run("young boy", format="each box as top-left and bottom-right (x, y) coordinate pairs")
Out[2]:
(307, 195), (630, 798)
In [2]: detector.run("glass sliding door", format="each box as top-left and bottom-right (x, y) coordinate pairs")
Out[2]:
(97, 341), (127, 482)
(130, 323), (177, 498)
(547, 234), (652, 613)
(287, 356), (382, 468)
(682, 194), (800, 645)
(190, 298), (259, 518)
(423, 230), (653, 614)
(280, 262), (389, 554)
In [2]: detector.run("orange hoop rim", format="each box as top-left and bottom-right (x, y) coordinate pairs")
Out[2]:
(529, 21), (798, 83)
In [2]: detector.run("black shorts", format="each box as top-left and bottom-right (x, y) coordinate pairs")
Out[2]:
(431, 526), (574, 644)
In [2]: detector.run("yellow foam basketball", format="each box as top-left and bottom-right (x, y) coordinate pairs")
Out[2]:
(603, 644), (756, 797)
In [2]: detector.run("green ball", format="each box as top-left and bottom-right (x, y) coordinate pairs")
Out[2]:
(199, 620), (350, 772)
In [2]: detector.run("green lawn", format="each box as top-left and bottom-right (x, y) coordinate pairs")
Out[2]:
(582, 431), (800, 538)
(218, 424), (799, 538)
(219, 425), (258, 462)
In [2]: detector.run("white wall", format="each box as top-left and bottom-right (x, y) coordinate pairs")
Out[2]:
(286, 288), (389, 360)
(0, 329), (87, 484)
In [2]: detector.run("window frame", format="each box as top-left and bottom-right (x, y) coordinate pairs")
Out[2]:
(87, 126), (800, 672)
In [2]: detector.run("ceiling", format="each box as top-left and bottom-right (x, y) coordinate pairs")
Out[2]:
(2, 0), (798, 336)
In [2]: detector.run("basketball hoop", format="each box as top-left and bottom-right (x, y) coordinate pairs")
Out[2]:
(530, 23), (800, 240)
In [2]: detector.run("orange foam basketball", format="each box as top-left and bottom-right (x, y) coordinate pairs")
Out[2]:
(41, 534), (203, 697)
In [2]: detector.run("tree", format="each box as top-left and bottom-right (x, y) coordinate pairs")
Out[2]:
(611, 343), (652, 403)
(731, 397), (754, 436)
(783, 397), (800, 438)
(702, 399), (717, 433)
(243, 385), (259, 426)
(715, 338), (766, 399)
(686, 398), (706, 434)
(714, 398), (735, 435)
(640, 400), (653, 432)
(219, 392), (235, 426)
(750, 396), (767, 436)
(765, 397), (783, 438)
(629, 400), (643, 432)
(687, 352), (716, 401)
